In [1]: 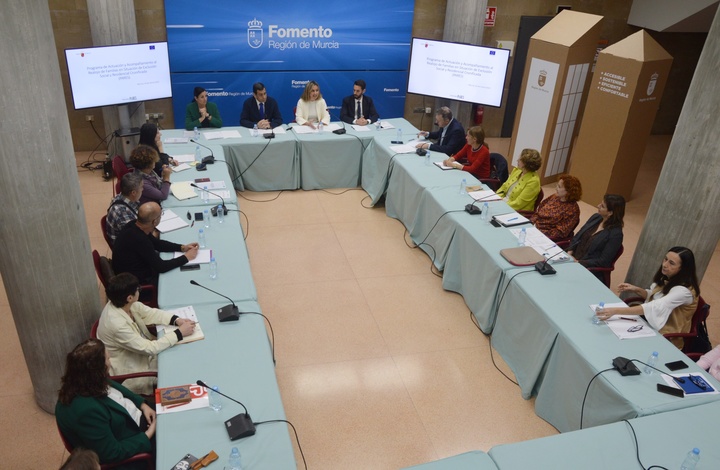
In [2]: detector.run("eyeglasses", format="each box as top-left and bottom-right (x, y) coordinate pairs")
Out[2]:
(627, 325), (644, 333)
(688, 374), (709, 390)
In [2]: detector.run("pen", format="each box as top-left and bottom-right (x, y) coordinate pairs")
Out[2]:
(166, 401), (190, 409)
(620, 317), (637, 322)
(507, 217), (518, 222)
(191, 220), (195, 227)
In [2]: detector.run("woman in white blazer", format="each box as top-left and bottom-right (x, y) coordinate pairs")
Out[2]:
(295, 80), (330, 128)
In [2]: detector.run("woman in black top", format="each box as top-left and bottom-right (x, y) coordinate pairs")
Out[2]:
(139, 123), (176, 176)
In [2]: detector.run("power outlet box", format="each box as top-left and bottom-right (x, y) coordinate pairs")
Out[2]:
(412, 107), (425, 114)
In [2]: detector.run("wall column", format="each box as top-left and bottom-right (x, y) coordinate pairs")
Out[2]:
(626, 8), (720, 285)
(0, 1), (102, 412)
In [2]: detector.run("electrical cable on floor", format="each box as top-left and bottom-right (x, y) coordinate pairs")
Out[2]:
(360, 195), (374, 209)
(320, 188), (365, 196)
(239, 210), (249, 240)
(236, 190), (284, 203)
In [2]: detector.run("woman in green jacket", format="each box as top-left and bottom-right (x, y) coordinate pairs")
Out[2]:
(56, 339), (155, 466)
(185, 86), (223, 130)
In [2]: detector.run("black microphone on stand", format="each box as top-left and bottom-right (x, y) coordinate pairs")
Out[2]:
(189, 183), (228, 217)
(534, 248), (567, 276)
(190, 139), (215, 164)
(196, 380), (256, 440)
(263, 126), (276, 139)
(189, 280), (239, 321)
(326, 109), (347, 134)
(464, 192), (497, 215)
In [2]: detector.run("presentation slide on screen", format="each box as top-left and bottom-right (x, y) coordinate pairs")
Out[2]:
(65, 43), (172, 109)
(407, 39), (510, 107)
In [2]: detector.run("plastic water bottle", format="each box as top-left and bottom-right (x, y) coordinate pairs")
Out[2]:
(680, 448), (700, 470)
(208, 386), (222, 411)
(202, 185), (209, 204)
(203, 209), (211, 228)
(198, 229), (206, 248)
(592, 301), (605, 325)
(424, 151), (431, 166)
(459, 178), (467, 195)
(644, 351), (658, 375)
(209, 257), (218, 280)
(317, 121), (324, 133)
(217, 204), (224, 223)
(518, 227), (527, 246)
(193, 126), (199, 140)
(375, 120), (382, 131)
(481, 202), (489, 221)
(484, 202), (491, 222)
(396, 128), (402, 142)
(252, 123), (258, 137)
(194, 145), (201, 163)
(228, 447), (243, 470)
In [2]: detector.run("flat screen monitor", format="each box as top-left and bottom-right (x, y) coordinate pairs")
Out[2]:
(407, 38), (510, 107)
(64, 42), (172, 110)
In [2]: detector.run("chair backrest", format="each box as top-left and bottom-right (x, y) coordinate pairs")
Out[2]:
(533, 189), (544, 211)
(100, 215), (114, 249)
(112, 156), (130, 196)
(489, 152), (509, 183)
(90, 318), (99, 339)
(92, 250), (115, 289)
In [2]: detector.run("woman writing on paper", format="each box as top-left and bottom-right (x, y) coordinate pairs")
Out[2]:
(495, 149), (542, 211)
(55, 339), (156, 466)
(442, 126), (491, 180)
(595, 246), (699, 348)
(295, 80), (330, 128)
(138, 122), (176, 176)
(567, 194), (625, 281)
(530, 174), (582, 241)
(185, 86), (223, 130)
(129, 145), (171, 205)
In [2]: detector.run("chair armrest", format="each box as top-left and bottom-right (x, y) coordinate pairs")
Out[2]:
(110, 371), (158, 384)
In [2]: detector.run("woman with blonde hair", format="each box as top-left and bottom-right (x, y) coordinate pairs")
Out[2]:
(295, 80), (330, 128)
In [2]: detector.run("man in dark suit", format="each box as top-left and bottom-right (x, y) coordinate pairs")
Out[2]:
(340, 79), (380, 125)
(416, 106), (466, 156)
(240, 82), (283, 129)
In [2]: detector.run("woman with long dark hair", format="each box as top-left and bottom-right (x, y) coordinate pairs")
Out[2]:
(138, 122), (175, 176)
(55, 339), (155, 465)
(595, 247), (700, 348)
(184, 86), (223, 130)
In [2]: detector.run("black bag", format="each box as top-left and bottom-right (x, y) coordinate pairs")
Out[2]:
(685, 319), (712, 355)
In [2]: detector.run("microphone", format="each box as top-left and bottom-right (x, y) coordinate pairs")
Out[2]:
(465, 192), (497, 215)
(190, 139), (215, 164)
(189, 280), (239, 322)
(189, 183), (227, 217)
(534, 248), (566, 276)
(326, 109), (347, 134)
(196, 380), (256, 440)
(263, 126), (276, 139)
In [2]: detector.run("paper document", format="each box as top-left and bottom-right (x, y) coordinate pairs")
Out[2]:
(509, 226), (567, 260)
(351, 125), (371, 132)
(260, 126), (286, 134)
(156, 210), (189, 233)
(291, 125), (315, 134)
(207, 190), (231, 200)
(170, 182), (198, 201)
(468, 190), (502, 202)
(594, 305), (657, 340)
(155, 384), (209, 414)
(433, 161), (454, 170)
(379, 121), (395, 129)
(164, 137), (189, 144)
(171, 163), (191, 172)
(171, 154), (195, 163)
(157, 306), (205, 344)
(389, 144), (418, 154)
(494, 212), (531, 227)
(174, 248), (212, 265)
(197, 181), (226, 190)
(204, 130), (242, 140)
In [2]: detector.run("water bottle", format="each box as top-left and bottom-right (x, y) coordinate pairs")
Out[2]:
(375, 120), (382, 131)
(193, 126), (199, 140)
(484, 202), (491, 223)
(194, 145), (201, 163)
(203, 209), (211, 228)
(680, 448), (700, 470)
(252, 123), (258, 137)
(592, 301), (605, 325)
(459, 178), (467, 195)
(481, 202), (489, 221)
(317, 121), (324, 133)
(424, 151), (431, 166)
(228, 447), (243, 470)
(396, 128), (402, 142)
(217, 204), (224, 223)
(518, 227), (527, 246)
(209, 257), (218, 280)
(208, 386), (222, 411)
(644, 351), (658, 375)
(202, 185), (209, 204)
(198, 229), (206, 248)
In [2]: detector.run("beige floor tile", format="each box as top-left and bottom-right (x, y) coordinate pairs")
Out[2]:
(315, 188), (388, 224)
(358, 274), (481, 355)
(238, 189), (330, 228)
(246, 223), (356, 286)
(0, 308), (33, 394)
(276, 357), (437, 470)
(257, 279), (389, 367)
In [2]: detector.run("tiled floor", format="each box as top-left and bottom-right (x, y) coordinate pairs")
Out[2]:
(3, 136), (719, 468)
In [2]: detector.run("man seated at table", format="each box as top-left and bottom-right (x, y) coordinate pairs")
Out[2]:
(112, 202), (199, 286)
(240, 82), (283, 129)
(105, 172), (143, 245)
(97, 272), (196, 394)
(340, 79), (380, 126)
(415, 106), (465, 156)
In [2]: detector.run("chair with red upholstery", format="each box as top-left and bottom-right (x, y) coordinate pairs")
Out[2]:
(92, 250), (157, 308)
(587, 245), (624, 288)
(112, 156), (130, 196)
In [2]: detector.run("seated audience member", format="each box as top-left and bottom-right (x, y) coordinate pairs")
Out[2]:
(129, 145), (171, 205)
(138, 122), (176, 176)
(112, 202), (198, 285)
(105, 172), (143, 245)
(295, 80), (330, 128)
(530, 174), (582, 240)
(55, 339), (155, 466)
(567, 194), (625, 281)
(240, 82), (283, 129)
(495, 149), (542, 211)
(697, 345), (720, 381)
(185, 86), (223, 130)
(97, 273), (195, 394)
(442, 126), (490, 180)
(340, 79), (379, 126)
(59, 448), (101, 470)
(415, 107), (465, 156)
(595, 246), (700, 348)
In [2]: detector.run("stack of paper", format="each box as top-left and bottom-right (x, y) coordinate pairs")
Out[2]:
(157, 305), (205, 344)
(164, 137), (189, 144)
(170, 181), (197, 201)
(204, 130), (242, 140)
(156, 209), (189, 233)
(174, 249), (212, 265)
(171, 163), (191, 172)
(509, 226), (566, 260)
(171, 154), (195, 164)
(379, 121), (395, 129)
(433, 161), (453, 170)
(493, 212), (531, 227)
(468, 190), (502, 202)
